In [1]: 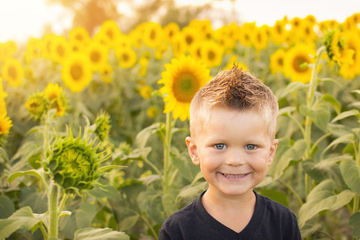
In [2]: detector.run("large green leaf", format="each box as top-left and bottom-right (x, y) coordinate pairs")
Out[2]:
(74, 228), (129, 240)
(298, 179), (353, 228)
(278, 81), (307, 99)
(339, 159), (360, 194)
(76, 202), (97, 229)
(0, 195), (15, 219)
(269, 138), (306, 180)
(350, 212), (360, 238)
(331, 109), (360, 123)
(0, 207), (43, 239)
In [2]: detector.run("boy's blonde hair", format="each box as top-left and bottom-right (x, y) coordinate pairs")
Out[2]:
(189, 65), (279, 139)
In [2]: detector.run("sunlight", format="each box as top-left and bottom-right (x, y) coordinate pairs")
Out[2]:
(0, 0), (71, 43)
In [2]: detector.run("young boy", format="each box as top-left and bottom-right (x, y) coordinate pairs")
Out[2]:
(158, 66), (301, 239)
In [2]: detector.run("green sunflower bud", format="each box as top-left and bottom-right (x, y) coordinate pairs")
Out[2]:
(94, 111), (111, 141)
(46, 130), (109, 194)
(25, 92), (50, 120)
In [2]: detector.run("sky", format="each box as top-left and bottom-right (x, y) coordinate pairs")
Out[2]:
(0, 0), (359, 43)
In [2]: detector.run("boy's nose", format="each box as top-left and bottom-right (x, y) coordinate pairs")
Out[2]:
(225, 150), (246, 166)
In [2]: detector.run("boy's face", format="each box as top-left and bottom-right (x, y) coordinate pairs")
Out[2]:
(186, 107), (278, 198)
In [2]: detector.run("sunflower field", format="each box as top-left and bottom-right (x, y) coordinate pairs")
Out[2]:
(1, 12), (360, 240)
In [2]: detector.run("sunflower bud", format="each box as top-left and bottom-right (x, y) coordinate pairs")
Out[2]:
(25, 92), (50, 120)
(94, 111), (111, 141)
(46, 130), (108, 194)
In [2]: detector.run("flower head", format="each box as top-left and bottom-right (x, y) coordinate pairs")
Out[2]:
(158, 55), (212, 121)
(324, 29), (355, 66)
(46, 130), (109, 194)
(1, 58), (23, 87)
(0, 113), (12, 135)
(94, 111), (111, 141)
(62, 53), (93, 92)
(25, 92), (50, 120)
(44, 83), (67, 116)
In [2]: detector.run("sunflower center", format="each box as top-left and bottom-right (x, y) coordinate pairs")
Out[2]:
(150, 29), (156, 40)
(173, 72), (200, 103)
(277, 57), (284, 66)
(8, 65), (17, 80)
(208, 50), (215, 60)
(293, 55), (309, 73)
(57, 45), (65, 57)
(185, 35), (193, 45)
(91, 51), (100, 63)
(122, 53), (129, 61)
(70, 64), (83, 81)
(76, 34), (83, 41)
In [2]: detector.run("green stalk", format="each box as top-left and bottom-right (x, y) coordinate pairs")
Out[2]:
(49, 184), (59, 240)
(304, 46), (325, 195)
(163, 112), (173, 192)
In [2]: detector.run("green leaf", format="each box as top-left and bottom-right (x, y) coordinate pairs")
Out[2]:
(278, 106), (296, 116)
(171, 150), (200, 182)
(119, 215), (139, 231)
(331, 109), (360, 123)
(269, 138), (306, 180)
(321, 94), (341, 114)
(350, 212), (360, 238)
(298, 180), (353, 227)
(135, 123), (163, 148)
(177, 181), (207, 201)
(0, 195), (15, 219)
(76, 202), (97, 229)
(339, 159), (360, 194)
(74, 228), (129, 240)
(260, 188), (289, 207)
(278, 82), (307, 99)
(322, 133), (354, 155)
(8, 169), (49, 193)
(0, 207), (43, 239)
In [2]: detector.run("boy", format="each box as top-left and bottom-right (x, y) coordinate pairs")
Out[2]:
(158, 66), (301, 239)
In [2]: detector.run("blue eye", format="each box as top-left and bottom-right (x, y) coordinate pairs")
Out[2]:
(214, 144), (226, 150)
(245, 144), (257, 150)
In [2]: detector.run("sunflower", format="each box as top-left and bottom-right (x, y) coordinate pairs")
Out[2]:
(238, 22), (256, 47)
(139, 57), (149, 77)
(96, 20), (122, 49)
(200, 40), (223, 68)
(85, 40), (109, 72)
(164, 22), (180, 43)
(1, 58), (23, 87)
(155, 43), (169, 60)
(270, 48), (286, 75)
(69, 26), (90, 45)
(50, 36), (71, 64)
(146, 106), (159, 119)
(181, 26), (200, 51)
(171, 33), (187, 57)
(300, 19), (318, 43)
(25, 92), (50, 120)
(25, 37), (42, 63)
(224, 55), (249, 71)
(116, 47), (137, 69)
(339, 32), (360, 79)
(158, 55), (212, 121)
(251, 26), (269, 51)
(61, 53), (93, 93)
(142, 22), (163, 48)
(99, 63), (113, 84)
(41, 33), (57, 59)
(0, 113), (12, 135)
(139, 85), (153, 99)
(284, 43), (315, 83)
(45, 83), (67, 116)
(331, 30), (355, 66)
(0, 78), (7, 115)
(189, 41), (203, 61)
(270, 20), (288, 46)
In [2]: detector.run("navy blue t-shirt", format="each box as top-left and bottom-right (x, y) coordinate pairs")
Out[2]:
(159, 191), (301, 240)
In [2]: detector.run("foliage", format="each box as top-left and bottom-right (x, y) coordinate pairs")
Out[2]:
(1, 11), (360, 240)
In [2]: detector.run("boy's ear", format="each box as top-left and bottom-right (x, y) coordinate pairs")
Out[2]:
(185, 137), (200, 165)
(268, 139), (279, 166)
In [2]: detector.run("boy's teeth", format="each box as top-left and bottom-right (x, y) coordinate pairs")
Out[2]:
(223, 173), (246, 178)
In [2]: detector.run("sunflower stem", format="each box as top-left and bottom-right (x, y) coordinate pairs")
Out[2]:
(163, 112), (173, 193)
(304, 46), (325, 196)
(49, 183), (59, 240)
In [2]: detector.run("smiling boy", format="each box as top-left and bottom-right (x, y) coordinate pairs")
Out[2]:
(158, 66), (301, 240)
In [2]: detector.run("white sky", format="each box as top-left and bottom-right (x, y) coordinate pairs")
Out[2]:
(0, 0), (359, 43)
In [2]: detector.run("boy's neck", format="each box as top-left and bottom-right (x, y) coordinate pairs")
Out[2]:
(201, 189), (256, 233)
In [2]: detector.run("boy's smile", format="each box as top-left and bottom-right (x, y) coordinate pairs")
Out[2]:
(186, 107), (278, 199)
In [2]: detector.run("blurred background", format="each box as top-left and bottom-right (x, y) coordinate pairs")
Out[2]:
(1, 0), (360, 43)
